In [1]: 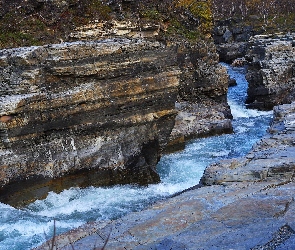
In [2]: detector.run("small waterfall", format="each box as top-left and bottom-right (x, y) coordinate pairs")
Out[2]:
(0, 64), (272, 250)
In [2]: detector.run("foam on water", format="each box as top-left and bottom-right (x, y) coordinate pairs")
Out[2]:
(229, 99), (272, 118)
(0, 63), (273, 250)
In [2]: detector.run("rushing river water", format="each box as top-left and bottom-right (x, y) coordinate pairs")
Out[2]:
(0, 64), (273, 250)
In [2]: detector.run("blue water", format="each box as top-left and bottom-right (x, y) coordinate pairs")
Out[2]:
(0, 64), (272, 250)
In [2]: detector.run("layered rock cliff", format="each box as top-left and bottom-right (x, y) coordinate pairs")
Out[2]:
(65, 5), (233, 150)
(213, 29), (295, 111)
(0, 39), (180, 206)
(167, 41), (232, 151)
(0, 0), (234, 206)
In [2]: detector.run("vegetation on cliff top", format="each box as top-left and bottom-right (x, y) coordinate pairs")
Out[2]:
(0, 0), (213, 49)
(0, 0), (294, 49)
(0, 0), (113, 48)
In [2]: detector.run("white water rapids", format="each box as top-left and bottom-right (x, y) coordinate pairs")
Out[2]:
(0, 64), (272, 250)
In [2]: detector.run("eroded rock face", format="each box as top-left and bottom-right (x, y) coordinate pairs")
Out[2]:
(0, 38), (180, 205)
(245, 34), (295, 110)
(70, 20), (234, 152)
(166, 41), (233, 151)
(212, 19), (252, 63)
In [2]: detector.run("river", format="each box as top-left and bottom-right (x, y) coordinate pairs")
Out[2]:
(0, 64), (273, 250)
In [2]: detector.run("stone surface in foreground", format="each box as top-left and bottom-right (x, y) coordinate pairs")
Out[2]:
(35, 181), (295, 250)
(202, 102), (295, 185)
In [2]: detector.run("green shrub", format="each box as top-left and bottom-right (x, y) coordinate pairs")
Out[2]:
(0, 32), (40, 48)
(141, 8), (161, 20)
(175, 0), (213, 35)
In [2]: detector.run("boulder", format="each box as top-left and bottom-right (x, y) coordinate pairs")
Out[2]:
(213, 20), (252, 63)
(216, 42), (248, 63)
(228, 78), (237, 87)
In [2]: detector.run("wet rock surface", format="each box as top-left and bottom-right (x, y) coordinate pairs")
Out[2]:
(167, 99), (232, 152)
(35, 182), (295, 250)
(35, 102), (295, 249)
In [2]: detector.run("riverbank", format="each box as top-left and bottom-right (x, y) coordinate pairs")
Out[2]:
(35, 107), (295, 249)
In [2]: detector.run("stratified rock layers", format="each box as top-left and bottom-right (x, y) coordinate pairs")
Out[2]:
(167, 42), (233, 151)
(0, 39), (180, 204)
(71, 21), (233, 150)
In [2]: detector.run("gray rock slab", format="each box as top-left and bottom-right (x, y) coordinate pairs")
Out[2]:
(34, 181), (295, 250)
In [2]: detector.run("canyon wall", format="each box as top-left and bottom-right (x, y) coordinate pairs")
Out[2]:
(0, 0), (234, 205)
(0, 36), (233, 206)
(245, 34), (295, 110)
(0, 39), (180, 206)
(213, 23), (295, 111)
(167, 41), (232, 151)
(70, 20), (233, 151)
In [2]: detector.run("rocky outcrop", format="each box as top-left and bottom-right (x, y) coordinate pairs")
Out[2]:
(0, 38), (181, 206)
(213, 27), (295, 111)
(215, 42), (248, 63)
(166, 41), (233, 151)
(0, 15), (234, 206)
(35, 103), (295, 250)
(245, 34), (295, 110)
(168, 99), (232, 151)
(69, 20), (161, 41)
(70, 21), (234, 151)
(36, 181), (295, 250)
(213, 23), (253, 44)
(212, 19), (253, 63)
(201, 101), (295, 185)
